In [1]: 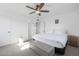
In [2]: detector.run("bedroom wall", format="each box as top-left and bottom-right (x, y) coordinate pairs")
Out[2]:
(0, 15), (28, 47)
(55, 10), (79, 36)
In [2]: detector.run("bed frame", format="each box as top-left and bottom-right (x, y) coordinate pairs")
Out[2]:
(55, 47), (66, 55)
(55, 41), (68, 55)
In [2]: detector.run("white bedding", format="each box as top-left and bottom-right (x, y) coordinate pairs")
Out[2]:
(32, 33), (68, 48)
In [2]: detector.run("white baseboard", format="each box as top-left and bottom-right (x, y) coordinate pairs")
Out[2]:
(0, 40), (18, 47)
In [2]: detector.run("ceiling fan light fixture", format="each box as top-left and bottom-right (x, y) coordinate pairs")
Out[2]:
(36, 11), (40, 14)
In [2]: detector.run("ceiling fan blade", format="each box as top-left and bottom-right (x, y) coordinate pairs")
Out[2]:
(40, 10), (49, 12)
(29, 11), (36, 14)
(36, 5), (39, 10)
(26, 6), (36, 10)
(39, 3), (44, 10)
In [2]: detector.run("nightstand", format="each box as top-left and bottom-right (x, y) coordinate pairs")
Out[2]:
(68, 35), (78, 47)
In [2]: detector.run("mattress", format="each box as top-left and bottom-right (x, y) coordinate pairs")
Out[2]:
(32, 33), (68, 48)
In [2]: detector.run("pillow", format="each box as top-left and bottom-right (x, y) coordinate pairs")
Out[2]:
(53, 28), (67, 34)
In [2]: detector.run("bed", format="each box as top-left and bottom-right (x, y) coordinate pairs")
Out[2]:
(32, 33), (68, 55)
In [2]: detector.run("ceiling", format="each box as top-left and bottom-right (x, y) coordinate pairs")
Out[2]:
(0, 3), (79, 17)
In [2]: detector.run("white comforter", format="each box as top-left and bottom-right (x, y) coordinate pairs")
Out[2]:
(32, 33), (68, 48)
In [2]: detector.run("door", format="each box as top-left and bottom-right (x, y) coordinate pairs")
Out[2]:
(0, 17), (11, 46)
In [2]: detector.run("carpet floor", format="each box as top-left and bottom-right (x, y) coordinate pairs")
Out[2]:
(0, 43), (78, 56)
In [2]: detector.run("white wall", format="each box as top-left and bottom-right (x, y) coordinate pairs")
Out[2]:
(0, 15), (28, 47)
(40, 10), (79, 36)
(55, 10), (79, 36)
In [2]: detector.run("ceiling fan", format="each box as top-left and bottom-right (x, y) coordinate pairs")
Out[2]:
(25, 3), (49, 16)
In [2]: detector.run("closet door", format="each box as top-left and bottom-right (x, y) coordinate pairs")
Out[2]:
(0, 17), (11, 46)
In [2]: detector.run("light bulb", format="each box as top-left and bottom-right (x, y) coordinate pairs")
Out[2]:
(36, 11), (40, 14)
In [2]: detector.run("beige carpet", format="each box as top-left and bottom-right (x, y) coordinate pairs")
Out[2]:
(0, 43), (78, 56)
(0, 44), (37, 56)
(64, 45), (79, 56)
